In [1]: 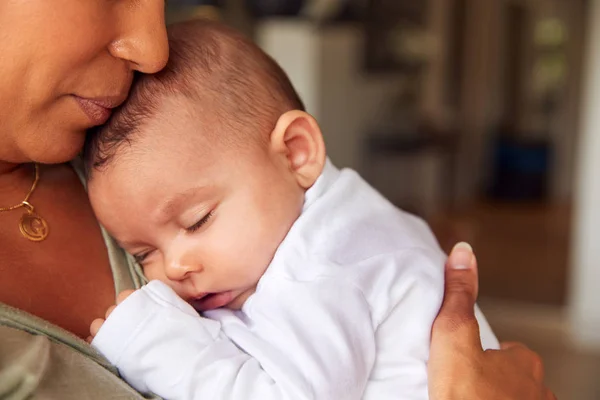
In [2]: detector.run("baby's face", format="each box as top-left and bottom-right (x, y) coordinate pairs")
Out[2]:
(88, 106), (305, 311)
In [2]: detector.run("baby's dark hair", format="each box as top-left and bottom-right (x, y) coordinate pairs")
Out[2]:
(83, 19), (304, 178)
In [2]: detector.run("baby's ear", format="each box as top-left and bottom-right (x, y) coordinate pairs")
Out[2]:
(269, 110), (326, 189)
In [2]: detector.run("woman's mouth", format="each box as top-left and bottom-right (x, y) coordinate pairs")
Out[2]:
(74, 95), (124, 126)
(191, 291), (236, 312)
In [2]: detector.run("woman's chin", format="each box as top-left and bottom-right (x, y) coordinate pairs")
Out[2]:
(21, 130), (86, 164)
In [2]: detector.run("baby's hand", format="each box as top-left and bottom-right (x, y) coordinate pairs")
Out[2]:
(87, 289), (136, 343)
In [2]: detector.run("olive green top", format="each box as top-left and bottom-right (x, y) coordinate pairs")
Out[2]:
(0, 162), (158, 399)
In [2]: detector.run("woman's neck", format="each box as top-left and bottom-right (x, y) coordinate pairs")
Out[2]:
(0, 139), (26, 174)
(0, 161), (31, 193)
(0, 161), (23, 176)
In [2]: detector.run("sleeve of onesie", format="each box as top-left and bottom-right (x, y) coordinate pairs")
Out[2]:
(91, 279), (376, 400)
(355, 248), (499, 400)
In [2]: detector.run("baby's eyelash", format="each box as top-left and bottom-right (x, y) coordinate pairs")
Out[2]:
(186, 211), (214, 233)
(133, 250), (153, 265)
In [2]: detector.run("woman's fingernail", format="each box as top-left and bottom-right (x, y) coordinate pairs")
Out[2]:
(454, 242), (473, 252)
(449, 242), (474, 270)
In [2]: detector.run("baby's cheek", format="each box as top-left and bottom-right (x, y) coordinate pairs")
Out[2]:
(142, 261), (167, 282)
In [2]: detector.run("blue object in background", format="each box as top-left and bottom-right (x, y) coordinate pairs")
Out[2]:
(489, 135), (552, 201)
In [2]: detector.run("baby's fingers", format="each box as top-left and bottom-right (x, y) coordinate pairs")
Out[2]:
(90, 318), (105, 338)
(117, 289), (136, 305)
(105, 305), (117, 319)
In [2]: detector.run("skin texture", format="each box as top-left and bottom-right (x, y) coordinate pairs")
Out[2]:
(0, 0), (168, 338)
(428, 243), (557, 400)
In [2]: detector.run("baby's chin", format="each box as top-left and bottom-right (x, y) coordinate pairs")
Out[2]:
(226, 287), (256, 310)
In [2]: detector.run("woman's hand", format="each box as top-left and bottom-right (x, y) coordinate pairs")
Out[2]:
(87, 289), (136, 343)
(428, 243), (557, 400)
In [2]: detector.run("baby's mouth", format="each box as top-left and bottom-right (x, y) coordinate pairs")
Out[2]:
(190, 291), (236, 312)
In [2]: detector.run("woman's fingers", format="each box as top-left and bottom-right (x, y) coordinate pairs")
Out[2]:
(500, 341), (526, 350)
(510, 344), (546, 382)
(445, 242), (479, 308)
(429, 243), (557, 400)
(432, 242), (481, 348)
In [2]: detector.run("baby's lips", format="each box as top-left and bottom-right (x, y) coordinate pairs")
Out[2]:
(191, 291), (235, 312)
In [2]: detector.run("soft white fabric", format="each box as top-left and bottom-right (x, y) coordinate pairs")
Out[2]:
(93, 160), (499, 400)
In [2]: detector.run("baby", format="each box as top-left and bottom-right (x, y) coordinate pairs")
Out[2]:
(84, 20), (498, 400)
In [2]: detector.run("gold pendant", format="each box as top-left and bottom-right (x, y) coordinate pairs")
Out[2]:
(19, 211), (49, 242)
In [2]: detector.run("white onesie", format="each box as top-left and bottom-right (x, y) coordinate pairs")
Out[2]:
(93, 160), (499, 400)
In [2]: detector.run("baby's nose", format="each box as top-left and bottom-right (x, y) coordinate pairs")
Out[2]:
(165, 260), (203, 282)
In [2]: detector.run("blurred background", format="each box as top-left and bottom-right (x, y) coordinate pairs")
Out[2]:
(168, 0), (600, 397)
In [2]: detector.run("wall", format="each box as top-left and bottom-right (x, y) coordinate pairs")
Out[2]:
(454, 0), (503, 205)
(552, 0), (586, 201)
(420, 0), (454, 126)
(569, 0), (600, 350)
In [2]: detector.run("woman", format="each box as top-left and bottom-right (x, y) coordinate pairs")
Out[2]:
(0, 1), (553, 398)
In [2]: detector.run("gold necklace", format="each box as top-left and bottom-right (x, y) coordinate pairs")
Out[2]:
(0, 164), (49, 242)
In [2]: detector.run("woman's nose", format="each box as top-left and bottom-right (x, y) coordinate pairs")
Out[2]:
(109, 0), (169, 74)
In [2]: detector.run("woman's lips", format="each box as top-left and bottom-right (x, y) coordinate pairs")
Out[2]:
(191, 291), (236, 312)
(74, 96), (122, 126)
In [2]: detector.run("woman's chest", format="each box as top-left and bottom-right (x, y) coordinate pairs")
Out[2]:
(0, 166), (117, 338)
